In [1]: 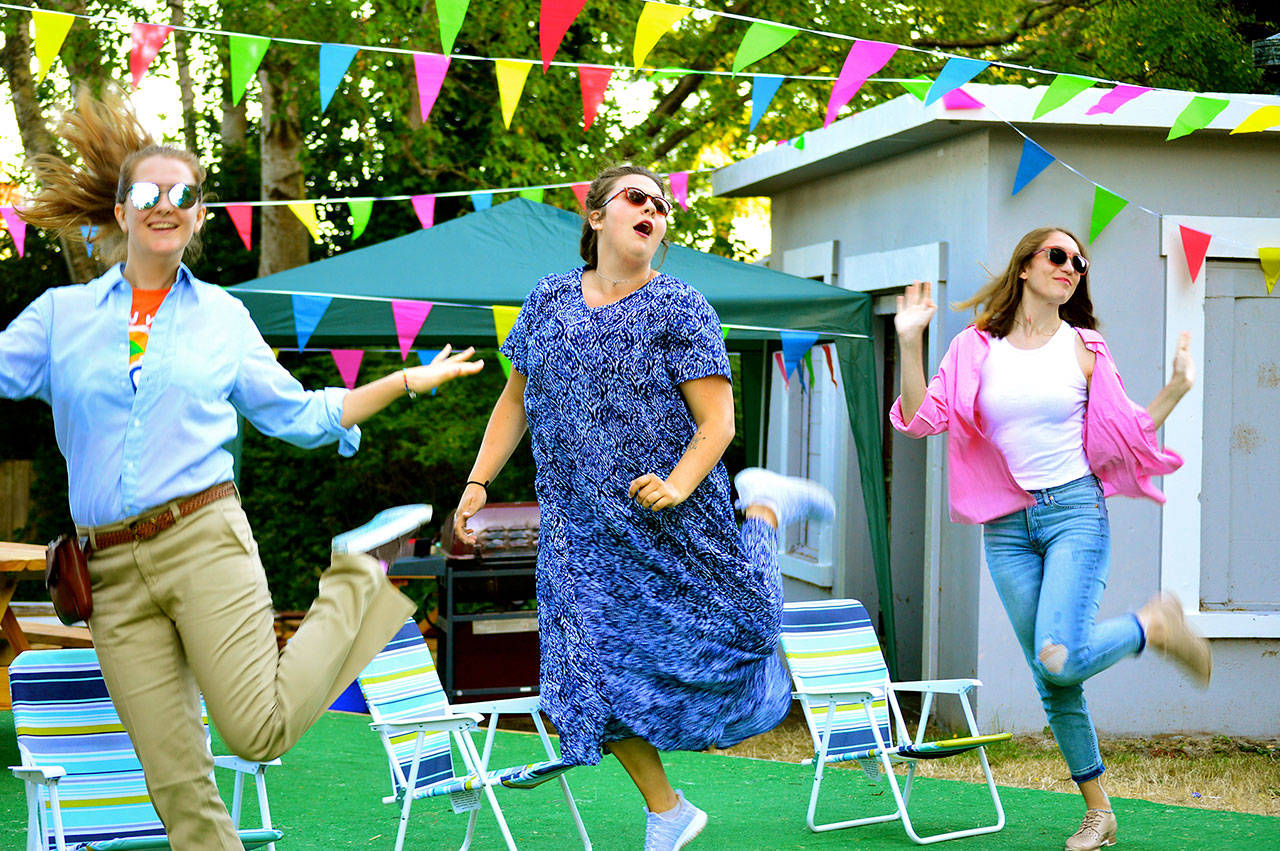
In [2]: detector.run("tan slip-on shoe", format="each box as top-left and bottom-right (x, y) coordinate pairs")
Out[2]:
(1065, 808), (1117, 851)
(1138, 592), (1213, 687)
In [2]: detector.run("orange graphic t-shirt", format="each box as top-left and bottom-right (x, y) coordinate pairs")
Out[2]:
(128, 287), (170, 392)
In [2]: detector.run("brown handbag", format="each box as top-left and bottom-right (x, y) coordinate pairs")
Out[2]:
(46, 534), (93, 625)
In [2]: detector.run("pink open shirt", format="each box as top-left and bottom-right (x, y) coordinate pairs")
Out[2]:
(890, 325), (1183, 525)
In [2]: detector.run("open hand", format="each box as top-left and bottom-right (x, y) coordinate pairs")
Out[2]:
(1171, 331), (1195, 390)
(628, 473), (687, 512)
(894, 281), (937, 340)
(404, 344), (484, 394)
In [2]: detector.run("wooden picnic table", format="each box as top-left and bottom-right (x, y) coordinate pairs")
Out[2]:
(1, 542), (50, 654)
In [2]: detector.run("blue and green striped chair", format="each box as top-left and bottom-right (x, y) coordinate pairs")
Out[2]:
(8, 648), (282, 851)
(780, 599), (1009, 844)
(357, 620), (590, 851)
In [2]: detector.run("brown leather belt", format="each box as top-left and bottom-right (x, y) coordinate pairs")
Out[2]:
(91, 481), (238, 552)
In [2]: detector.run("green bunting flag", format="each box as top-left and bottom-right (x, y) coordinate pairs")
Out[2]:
(437, 0), (471, 54)
(229, 35), (270, 106)
(1033, 75), (1094, 119)
(731, 22), (798, 74)
(1167, 96), (1230, 141)
(348, 199), (373, 241)
(1089, 186), (1128, 241)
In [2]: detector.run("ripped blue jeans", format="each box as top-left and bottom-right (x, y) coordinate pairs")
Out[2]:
(982, 474), (1144, 783)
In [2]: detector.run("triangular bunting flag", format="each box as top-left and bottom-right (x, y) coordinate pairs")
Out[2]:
(571, 182), (590, 211)
(825, 40), (897, 127)
(899, 75), (931, 101)
(392, 300), (433, 360)
(793, 133), (806, 150)
(495, 60), (533, 129)
(417, 349), (443, 394)
(924, 57), (988, 106)
(32, 10), (75, 83)
(731, 22), (797, 74)
(319, 43), (360, 112)
(225, 204), (253, 250)
(292, 294), (331, 349)
(1258, 247), (1280, 294)
(1033, 75), (1095, 119)
(286, 202), (322, 243)
(780, 330), (819, 381)
(1089, 186), (1128, 241)
(229, 34), (270, 106)
(129, 23), (173, 89)
(0, 207), (26, 257)
(1167, 96), (1230, 141)
(436, 0), (470, 54)
(750, 75), (784, 132)
(1231, 105), (1280, 135)
(1179, 226), (1212, 281)
(803, 350), (815, 388)
(493, 305), (521, 379)
(410, 194), (435, 229)
(472, 192), (493, 211)
(668, 171), (689, 211)
(634, 2), (692, 68)
(942, 88), (984, 110)
(773, 351), (789, 390)
(1086, 84), (1151, 116)
(413, 53), (451, 123)
(822, 344), (838, 386)
(579, 65), (612, 131)
(1012, 137), (1055, 196)
(331, 349), (364, 390)
(348, 199), (373, 240)
(540, 0), (587, 72)
(518, 188), (544, 203)
(79, 224), (98, 256)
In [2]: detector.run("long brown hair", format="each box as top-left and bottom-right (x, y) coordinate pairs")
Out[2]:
(955, 226), (1097, 337)
(578, 164), (670, 270)
(19, 86), (206, 267)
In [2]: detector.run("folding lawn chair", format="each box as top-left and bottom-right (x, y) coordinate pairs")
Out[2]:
(780, 599), (1009, 844)
(357, 619), (591, 851)
(7, 648), (281, 851)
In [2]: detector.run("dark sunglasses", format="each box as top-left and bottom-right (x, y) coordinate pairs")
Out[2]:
(1032, 245), (1089, 275)
(603, 186), (672, 217)
(125, 181), (202, 210)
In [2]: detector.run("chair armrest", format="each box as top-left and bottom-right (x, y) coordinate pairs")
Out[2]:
(213, 755), (282, 774)
(452, 696), (541, 716)
(889, 678), (981, 694)
(792, 688), (878, 702)
(372, 712), (483, 736)
(10, 765), (65, 784)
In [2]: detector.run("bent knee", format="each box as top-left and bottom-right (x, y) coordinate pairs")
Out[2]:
(218, 722), (287, 763)
(1035, 641), (1087, 686)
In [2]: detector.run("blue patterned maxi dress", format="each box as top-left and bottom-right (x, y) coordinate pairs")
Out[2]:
(501, 267), (792, 766)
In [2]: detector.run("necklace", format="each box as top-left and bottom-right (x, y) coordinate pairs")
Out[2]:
(593, 268), (652, 287)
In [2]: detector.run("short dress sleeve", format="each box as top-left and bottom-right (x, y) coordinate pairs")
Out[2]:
(663, 283), (732, 386)
(500, 279), (548, 374)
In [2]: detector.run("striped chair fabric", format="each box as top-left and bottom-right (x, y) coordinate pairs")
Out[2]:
(8, 648), (280, 851)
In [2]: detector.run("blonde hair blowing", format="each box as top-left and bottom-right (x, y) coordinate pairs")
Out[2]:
(19, 86), (206, 267)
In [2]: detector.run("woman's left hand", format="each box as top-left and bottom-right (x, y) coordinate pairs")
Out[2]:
(1171, 330), (1195, 390)
(629, 473), (687, 511)
(404, 344), (485, 394)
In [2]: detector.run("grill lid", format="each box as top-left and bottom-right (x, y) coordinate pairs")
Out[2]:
(440, 502), (540, 561)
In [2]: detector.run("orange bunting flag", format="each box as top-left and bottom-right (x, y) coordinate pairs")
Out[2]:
(32, 10), (75, 83)
(1179, 226), (1211, 281)
(130, 23), (173, 88)
(822, 344), (838, 386)
(579, 66), (612, 131)
(571, 182), (590, 211)
(634, 2), (693, 68)
(540, 0), (587, 72)
(495, 60), (533, 129)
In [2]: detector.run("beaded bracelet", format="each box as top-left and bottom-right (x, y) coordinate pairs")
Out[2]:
(402, 369), (418, 399)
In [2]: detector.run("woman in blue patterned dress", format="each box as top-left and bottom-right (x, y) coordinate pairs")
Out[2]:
(453, 165), (834, 850)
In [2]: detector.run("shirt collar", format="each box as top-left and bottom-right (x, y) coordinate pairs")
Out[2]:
(91, 262), (200, 306)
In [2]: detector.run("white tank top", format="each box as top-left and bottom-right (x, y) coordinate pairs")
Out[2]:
(977, 322), (1091, 490)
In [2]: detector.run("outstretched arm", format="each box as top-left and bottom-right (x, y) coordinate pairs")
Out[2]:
(1146, 331), (1195, 430)
(340, 345), (483, 428)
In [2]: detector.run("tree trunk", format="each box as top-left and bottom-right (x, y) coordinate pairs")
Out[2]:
(257, 57), (309, 276)
(0, 11), (98, 282)
(167, 0), (199, 152)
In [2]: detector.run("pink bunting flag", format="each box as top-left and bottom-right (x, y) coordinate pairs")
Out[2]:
(0, 207), (27, 257)
(540, 0), (587, 72)
(130, 23), (173, 88)
(1086, 85), (1151, 116)
(1179, 226), (1212, 281)
(668, 171), (689, 211)
(392, 299), (433, 361)
(579, 65), (612, 131)
(410, 194), (435, 229)
(225, 204), (253, 251)
(571, 182), (590, 211)
(414, 53), (451, 123)
(331, 350), (364, 390)
(825, 40), (897, 128)
(942, 88), (984, 110)
(773, 351), (789, 390)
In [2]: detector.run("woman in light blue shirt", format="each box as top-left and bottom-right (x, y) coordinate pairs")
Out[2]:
(0, 89), (480, 849)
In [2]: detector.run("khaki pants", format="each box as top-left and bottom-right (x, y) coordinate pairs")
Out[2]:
(82, 496), (415, 850)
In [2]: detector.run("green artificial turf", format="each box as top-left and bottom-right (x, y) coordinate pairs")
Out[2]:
(4, 709), (1278, 849)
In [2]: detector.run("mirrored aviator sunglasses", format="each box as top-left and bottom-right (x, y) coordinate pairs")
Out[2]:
(1034, 245), (1089, 274)
(609, 186), (672, 217)
(126, 181), (201, 210)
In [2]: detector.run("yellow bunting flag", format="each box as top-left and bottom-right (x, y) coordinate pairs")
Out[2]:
(286, 202), (322, 243)
(32, 10), (75, 83)
(1260, 247), (1280, 295)
(493, 305), (521, 378)
(633, 2), (692, 68)
(271, 348), (280, 359)
(495, 60), (533, 130)
(1230, 106), (1280, 135)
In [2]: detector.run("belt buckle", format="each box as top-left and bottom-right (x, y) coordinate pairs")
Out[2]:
(128, 515), (162, 541)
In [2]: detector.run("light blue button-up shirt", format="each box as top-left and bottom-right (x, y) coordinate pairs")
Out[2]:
(0, 263), (359, 526)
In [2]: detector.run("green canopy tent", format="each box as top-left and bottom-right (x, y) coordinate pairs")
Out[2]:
(226, 198), (897, 673)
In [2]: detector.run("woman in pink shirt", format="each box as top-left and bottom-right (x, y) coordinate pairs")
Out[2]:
(892, 226), (1210, 851)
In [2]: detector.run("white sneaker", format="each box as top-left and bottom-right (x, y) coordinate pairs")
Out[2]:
(643, 790), (707, 851)
(733, 468), (835, 528)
